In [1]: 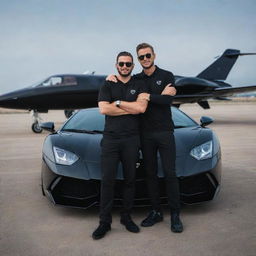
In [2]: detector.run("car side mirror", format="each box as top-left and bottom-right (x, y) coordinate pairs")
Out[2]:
(200, 116), (213, 127)
(40, 122), (55, 132)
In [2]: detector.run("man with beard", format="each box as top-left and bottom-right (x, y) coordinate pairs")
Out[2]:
(106, 43), (183, 233)
(92, 51), (148, 240)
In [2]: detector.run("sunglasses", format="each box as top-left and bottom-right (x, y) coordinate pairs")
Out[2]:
(138, 53), (152, 60)
(118, 62), (133, 67)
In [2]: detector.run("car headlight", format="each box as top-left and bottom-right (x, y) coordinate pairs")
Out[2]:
(190, 140), (213, 160)
(53, 146), (79, 165)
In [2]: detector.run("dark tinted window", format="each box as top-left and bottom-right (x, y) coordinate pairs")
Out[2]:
(62, 109), (105, 131)
(172, 107), (197, 128)
(37, 76), (78, 87)
(61, 107), (197, 133)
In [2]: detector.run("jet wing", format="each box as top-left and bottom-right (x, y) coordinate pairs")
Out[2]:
(173, 94), (213, 104)
(213, 85), (256, 97)
(173, 85), (256, 104)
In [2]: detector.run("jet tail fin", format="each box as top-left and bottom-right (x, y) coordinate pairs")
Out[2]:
(197, 49), (256, 81)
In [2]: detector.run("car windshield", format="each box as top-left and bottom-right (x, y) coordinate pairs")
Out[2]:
(172, 107), (197, 128)
(61, 107), (197, 133)
(62, 109), (105, 133)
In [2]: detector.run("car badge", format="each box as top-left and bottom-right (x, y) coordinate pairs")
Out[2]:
(156, 80), (162, 85)
(130, 89), (136, 94)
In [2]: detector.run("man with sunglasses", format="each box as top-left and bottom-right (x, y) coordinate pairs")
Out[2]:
(106, 43), (183, 233)
(92, 51), (148, 240)
(135, 43), (183, 233)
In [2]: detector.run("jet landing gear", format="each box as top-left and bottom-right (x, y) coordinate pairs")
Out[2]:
(31, 110), (43, 133)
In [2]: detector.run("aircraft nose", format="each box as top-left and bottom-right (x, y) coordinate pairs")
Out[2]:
(0, 93), (19, 108)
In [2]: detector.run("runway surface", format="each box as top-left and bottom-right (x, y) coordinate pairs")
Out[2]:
(0, 102), (255, 256)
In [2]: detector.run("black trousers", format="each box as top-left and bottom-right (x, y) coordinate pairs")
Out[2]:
(99, 135), (140, 224)
(141, 131), (180, 214)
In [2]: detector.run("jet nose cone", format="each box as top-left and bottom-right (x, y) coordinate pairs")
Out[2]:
(0, 92), (19, 108)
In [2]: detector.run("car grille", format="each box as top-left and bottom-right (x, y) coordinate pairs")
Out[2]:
(51, 177), (100, 208)
(179, 172), (219, 204)
(46, 171), (219, 208)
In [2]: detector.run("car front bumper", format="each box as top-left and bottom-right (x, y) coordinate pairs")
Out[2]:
(41, 155), (222, 208)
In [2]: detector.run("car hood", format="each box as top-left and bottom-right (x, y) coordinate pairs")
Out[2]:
(175, 126), (213, 156)
(43, 126), (214, 179)
(50, 126), (208, 157)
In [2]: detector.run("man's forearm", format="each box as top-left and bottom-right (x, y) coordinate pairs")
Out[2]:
(98, 102), (129, 116)
(119, 100), (148, 114)
(145, 84), (175, 105)
(149, 94), (173, 105)
(137, 93), (172, 105)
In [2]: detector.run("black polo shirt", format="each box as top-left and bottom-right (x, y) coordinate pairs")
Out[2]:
(98, 77), (147, 138)
(134, 66), (175, 132)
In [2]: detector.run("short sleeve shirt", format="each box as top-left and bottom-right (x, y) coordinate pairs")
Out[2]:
(134, 66), (175, 132)
(98, 77), (148, 137)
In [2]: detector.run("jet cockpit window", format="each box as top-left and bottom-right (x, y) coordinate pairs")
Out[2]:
(62, 76), (77, 86)
(41, 76), (77, 87)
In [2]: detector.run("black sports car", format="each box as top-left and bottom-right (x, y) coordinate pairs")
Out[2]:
(41, 107), (221, 208)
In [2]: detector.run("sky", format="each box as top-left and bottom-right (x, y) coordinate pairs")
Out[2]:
(0, 0), (255, 94)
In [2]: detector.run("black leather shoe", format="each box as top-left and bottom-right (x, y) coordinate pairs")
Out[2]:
(120, 216), (140, 233)
(141, 210), (163, 227)
(171, 213), (183, 233)
(92, 222), (111, 240)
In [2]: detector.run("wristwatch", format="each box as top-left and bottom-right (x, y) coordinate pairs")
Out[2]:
(115, 100), (121, 107)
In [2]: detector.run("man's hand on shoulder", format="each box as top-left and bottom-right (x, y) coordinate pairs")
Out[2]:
(106, 74), (118, 83)
(161, 84), (176, 96)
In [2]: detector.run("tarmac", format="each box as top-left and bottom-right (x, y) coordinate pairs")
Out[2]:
(0, 101), (255, 256)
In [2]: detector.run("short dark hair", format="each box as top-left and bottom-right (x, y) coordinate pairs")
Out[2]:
(136, 43), (154, 54)
(116, 51), (133, 63)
